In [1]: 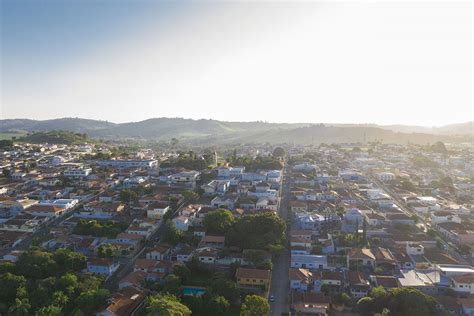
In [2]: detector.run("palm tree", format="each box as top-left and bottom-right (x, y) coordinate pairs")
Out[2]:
(52, 291), (69, 307)
(8, 298), (31, 316)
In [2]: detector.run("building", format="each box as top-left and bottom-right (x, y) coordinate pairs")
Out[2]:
(97, 159), (158, 169)
(347, 248), (376, 268)
(236, 268), (271, 287)
(64, 167), (92, 178)
(289, 268), (313, 292)
(291, 254), (328, 270)
(87, 258), (120, 277)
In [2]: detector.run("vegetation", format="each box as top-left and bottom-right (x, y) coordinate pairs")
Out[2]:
(0, 248), (109, 315)
(17, 131), (92, 145)
(226, 212), (286, 251)
(119, 188), (139, 204)
(240, 295), (270, 316)
(230, 155), (282, 172)
(146, 293), (191, 316)
(203, 209), (235, 234)
(162, 220), (183, 245)
(357, 287), (437, 316)
(73, 219), (128, 238)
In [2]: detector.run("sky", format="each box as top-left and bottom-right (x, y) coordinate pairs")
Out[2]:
(0, 0), (472, 126)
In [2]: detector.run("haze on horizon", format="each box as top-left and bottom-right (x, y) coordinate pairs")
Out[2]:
(0, 1), (472, 127)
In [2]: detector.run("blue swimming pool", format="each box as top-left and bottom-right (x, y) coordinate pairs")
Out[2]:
(182, 287), (206, 297)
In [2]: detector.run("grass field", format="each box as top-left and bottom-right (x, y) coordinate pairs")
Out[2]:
(0, 131), (27, 140)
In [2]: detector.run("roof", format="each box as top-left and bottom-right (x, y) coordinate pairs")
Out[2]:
(348, 271), (369, 287)
(451, 274), (474, 284)
(289, 268), (312, 283)
(374, 276), (399, 288)
(101, 287), (146, 316)
(201, 235), (225, 243)
(236, 268), (271, 280)
(348, 248), (376, 261)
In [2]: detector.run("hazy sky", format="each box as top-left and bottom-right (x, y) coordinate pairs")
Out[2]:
(1, 1), (472, 126)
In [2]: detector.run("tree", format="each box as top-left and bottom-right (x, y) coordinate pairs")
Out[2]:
(119, 189), (138, 204)
(272, 147), (285, 158)
(0, 273), (27, 306)
(2, 168), (11, 179)
(52, 291), (69, 307)
(431, 141), (447, 154)
(182, 190), (199, 203)
(203, 209), (235, 234)
(226, 213), (286, 250)
(162, 220), (182, 245)
(98, 244), (118, 258)
(172, 264), (191, 283)
(8, 298), (31, 316)
(163, 274), (181, 295)
(207, 295), (230, 314)
(56, 273), (79, 295)
(35, 305), (61, 316)
(75, 289), (110, 315)
(240, 295), (270, 316)
(146, 294), (191, 316)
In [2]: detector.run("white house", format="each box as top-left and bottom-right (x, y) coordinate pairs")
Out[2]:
(450, 274), (474, 294)
(173, 216), (190, 231)
(291, 254), (328, 270)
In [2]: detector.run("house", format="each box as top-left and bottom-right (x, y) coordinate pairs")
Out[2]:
(173, 216), (190, 231)
(347, 248), (376, 268)
(386, 213), (415, 226)
(24, 204), (65, 218)
(176, 244), (194, 263)
(146, 245), (170, 261)
(236, 268), (271, 287)
(373, 247), (396, 269)
(431, 211), (462, 225)
(365, 212), (385, 226)
(193, 247), (218, 264)
(348, 271), (371, 298)
(289, 268), (313, 292)
(320, 271), (343, 293)
(97, 286), (146, 316)
(291, 292), (330, 316)
(459, 297), (474, 315)
(147, 206), (169, 219)
(397, 270), (439, 295)
(133, 259), (158, 273)
(451, 274), (474, 294)
(87, 258), (120, 277)
(64, 167), (92, 178)
(290, 201), (308, 212)
(119, 271), (147, 289)
(291, 254), (328, 270)
(199, 235), (225, 248)
(377, 172), (395, 182)
(370, 275), (399, 289)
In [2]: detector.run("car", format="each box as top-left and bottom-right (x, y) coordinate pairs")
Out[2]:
(269, 295), (275, 302)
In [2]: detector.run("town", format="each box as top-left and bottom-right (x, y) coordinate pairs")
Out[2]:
(0, 138), (473, 316)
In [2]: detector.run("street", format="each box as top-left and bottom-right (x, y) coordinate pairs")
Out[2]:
(269, 163), (291, 316)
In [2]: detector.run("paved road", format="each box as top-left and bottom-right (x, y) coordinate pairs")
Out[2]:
(269, 163), (291, 316)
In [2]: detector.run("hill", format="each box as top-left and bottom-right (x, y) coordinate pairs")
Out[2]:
(0, 117), (472, 145)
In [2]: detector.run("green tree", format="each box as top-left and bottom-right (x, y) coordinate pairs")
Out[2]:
(163, 274), (181, 295)
(272, 147), (285, 158)
(0, 273), (27, 306)
(98, 244), (118, 258)
(240, 295), (270, 316)
(162, 220), (182, 245)
(146, 294), (191, 316)
(75, 289), (110, 315)
(119, 189), (138, 204)
(172, 264), (191, 284)
(8, 298), (31, 316)
(52, 291), (69, 307)
(35, 305), (61, 316)
(203, 209), (235, 234)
